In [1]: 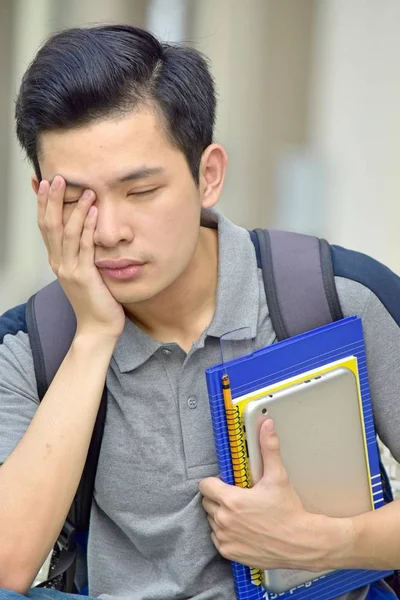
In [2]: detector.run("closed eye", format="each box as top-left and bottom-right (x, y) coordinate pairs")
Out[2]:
(128, 188), (159, 197)
(63, 188), (160, 204)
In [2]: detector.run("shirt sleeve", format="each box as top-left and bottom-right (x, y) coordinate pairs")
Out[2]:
(336, 276), (400, 462)
(0, 330), (39, 464)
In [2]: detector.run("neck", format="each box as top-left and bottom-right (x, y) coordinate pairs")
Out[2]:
(124, 227), (218, 352)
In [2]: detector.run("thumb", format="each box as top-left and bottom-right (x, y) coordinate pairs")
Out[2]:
(259, 418), (287, 484)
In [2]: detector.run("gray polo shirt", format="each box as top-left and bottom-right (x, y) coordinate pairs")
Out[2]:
(0, 209), (399, 600)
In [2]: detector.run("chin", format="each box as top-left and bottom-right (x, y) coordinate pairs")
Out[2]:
(112, 291), (153, 306)
(108, 282), (163, 306)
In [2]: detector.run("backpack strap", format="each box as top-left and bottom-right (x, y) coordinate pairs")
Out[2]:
(26, 280), (107, 592)
(26, 281), (76, 399)
(250, 228), (343, 341)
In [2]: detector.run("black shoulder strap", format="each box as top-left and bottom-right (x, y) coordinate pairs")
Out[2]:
(250, 228), (343, 341)
(26, 280), (107, 591)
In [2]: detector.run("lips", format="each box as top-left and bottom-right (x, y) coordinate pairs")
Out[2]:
(95, 259), (143, 269)
(95, 259), (145, 281)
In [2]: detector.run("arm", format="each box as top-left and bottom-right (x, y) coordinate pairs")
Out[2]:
(0, 333), (116, 592)
(0, 177), (125, 593)
(338, 501), (400, 570)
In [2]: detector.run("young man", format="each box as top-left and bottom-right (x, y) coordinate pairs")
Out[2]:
(0, 24), (399, 600)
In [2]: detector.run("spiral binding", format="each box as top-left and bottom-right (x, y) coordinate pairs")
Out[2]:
(250, 567), (263, 586)
(225, 405), (250, 488)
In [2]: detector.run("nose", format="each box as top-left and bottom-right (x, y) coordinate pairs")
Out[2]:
(93, 200), (134, 248)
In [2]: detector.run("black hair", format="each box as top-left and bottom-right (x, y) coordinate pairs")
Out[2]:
(15, 24), (216, 183)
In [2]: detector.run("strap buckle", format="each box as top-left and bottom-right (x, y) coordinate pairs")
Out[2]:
(58, 519), (76, 551)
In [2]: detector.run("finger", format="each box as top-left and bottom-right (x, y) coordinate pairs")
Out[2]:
(202, 496), (219, 518)
(37, 180), (50, 251)
(44, 176), (65, 269)
(207, 515), (218, 536)
(79, 205), (98, 268)
(210, 531), (221, 553)
(62, 189), (95, 267)
(259, 419), (288, 484)
(199, 477), (228, 503)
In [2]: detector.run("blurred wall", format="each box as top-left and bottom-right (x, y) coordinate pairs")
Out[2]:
(0, 1), (13, 269)
(190, 0), (315, 229)
(309, 0), (400, 270)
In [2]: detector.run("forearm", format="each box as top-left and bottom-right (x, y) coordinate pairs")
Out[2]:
(337, 500), (400, 571)
(309, 502), (400, 572)
(0, 332), (116, 592)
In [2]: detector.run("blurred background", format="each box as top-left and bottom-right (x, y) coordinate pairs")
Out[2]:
(0, 0), (399, 494)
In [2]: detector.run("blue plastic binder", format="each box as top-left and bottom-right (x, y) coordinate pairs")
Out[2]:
(205, 316), (393, 600)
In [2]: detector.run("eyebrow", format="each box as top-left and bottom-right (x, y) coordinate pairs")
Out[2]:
(53, 167), (165, 190)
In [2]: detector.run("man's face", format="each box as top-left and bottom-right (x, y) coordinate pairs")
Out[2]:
(36, 109), (216, 306)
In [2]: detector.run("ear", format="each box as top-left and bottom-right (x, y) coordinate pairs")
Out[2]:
(31, 175), (40, 195)
(198, 144), (227, 210)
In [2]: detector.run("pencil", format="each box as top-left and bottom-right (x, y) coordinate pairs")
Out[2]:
(221, 373), (248, 488)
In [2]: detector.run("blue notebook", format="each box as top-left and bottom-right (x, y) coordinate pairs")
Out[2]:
(205, 316), (393, 600)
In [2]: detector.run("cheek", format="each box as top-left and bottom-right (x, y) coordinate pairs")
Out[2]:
(151, 193), (201, 249)
(166, 216), (201, 271)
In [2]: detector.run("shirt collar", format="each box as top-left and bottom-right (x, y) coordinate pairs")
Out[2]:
(113, 317), (162, 373)
(203, 209), (259, 340)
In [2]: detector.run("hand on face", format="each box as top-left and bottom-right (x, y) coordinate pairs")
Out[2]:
(200, 419), (337, 572)
(37, 175), (125, 340)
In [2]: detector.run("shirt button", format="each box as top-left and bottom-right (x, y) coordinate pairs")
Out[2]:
(162, 348), (172, 356)
(187, 396), (198, 409)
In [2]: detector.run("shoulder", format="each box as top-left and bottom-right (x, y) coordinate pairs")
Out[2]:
(0, 303), (37, 399)
(0, 304), (39, 464)
(331, 246), (400, 459)
(331, 245), (400, 325)
(0, 303), (28, 342)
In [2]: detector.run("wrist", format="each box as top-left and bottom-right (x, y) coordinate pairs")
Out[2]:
(305, 514), (355, 572)
(73, 329), (120, 352)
